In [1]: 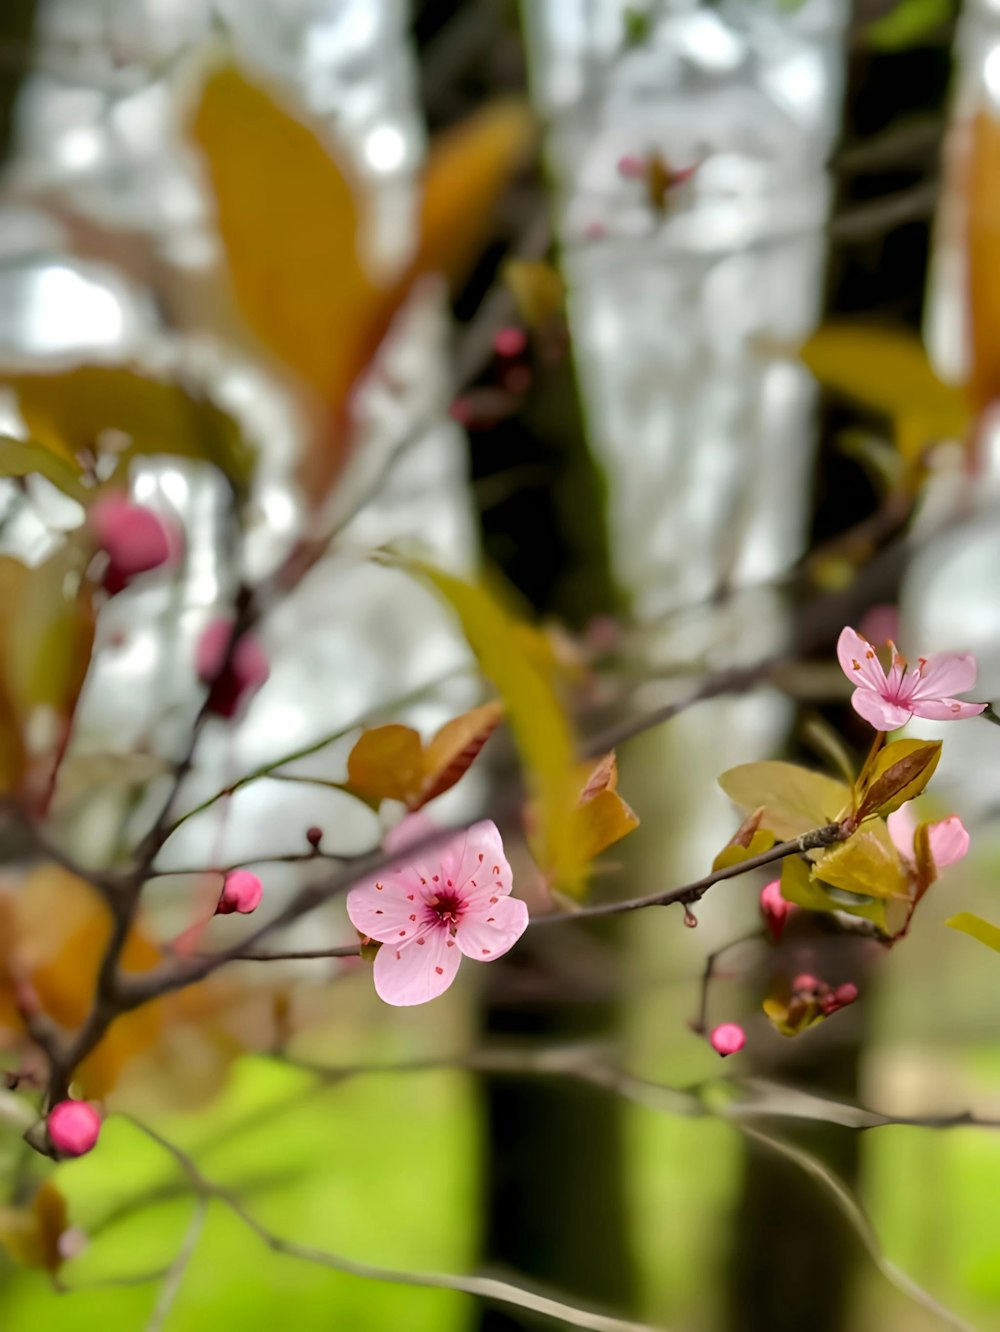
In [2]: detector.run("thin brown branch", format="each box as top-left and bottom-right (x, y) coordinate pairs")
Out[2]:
(123, 1115), (667, 1332)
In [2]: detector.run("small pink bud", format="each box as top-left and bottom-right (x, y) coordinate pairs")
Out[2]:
(759, 880), (793, 941)
(792, 973), (821, 994)
(617, 153), (645, 180)
(306, 826), (323, 850)
(833, 982), (859, 1007)
(47, 1100), (101, 1157)
(493, 326), (528, 359)
(216, 869), (263, 916)
(91, 495), (178, 592)
(196, 619), (270, 718)
(710, 1023), (746, 1057)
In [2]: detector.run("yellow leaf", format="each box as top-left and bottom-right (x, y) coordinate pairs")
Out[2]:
(346, 725), (425, 805)
(799, 324), (970, 460)
(0, 552), (94, 802)
(414, 99), (534, 292)
(856, 738), (941, 820)
(189, 64), (532, 506)
(570, 752), (639, 863)
(189, 62), (381, 415)
(0, 1181), (69, 1274)
(780, 853), (888, 931)
(946, 911), (1000, 954)
(812, 820), (910, 901)
(399, 562), (584, 895)
(718, 761), (850, 841)
(14, 866), (163, 1096)
(5, 367), (254, 496)
(967, 110), (1000, 414)
(345, 702), (504, 810)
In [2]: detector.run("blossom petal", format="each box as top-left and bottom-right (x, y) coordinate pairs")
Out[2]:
(886, 805), (917, 860)
(837, 627), (887, 692)
(456, 894), (529, 962)
(347, 872), (425, 945)
(372, 926), (461, 1005)
(927, 816), (970, 868)
(910, 650), (979, 702)
(909, 698), (986, 721)
(850, 687), (912, 731)
(439, 820), (513, 904)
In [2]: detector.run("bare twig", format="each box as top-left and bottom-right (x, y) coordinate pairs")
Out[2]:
(123, 1116), (667, 1332)
(145, 1198), (207, 1332)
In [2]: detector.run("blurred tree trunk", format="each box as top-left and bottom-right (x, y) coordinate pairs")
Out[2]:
(723, 32), (950, 1332)
(473, 357), (635, 1328)
(0, 0), (34, 165)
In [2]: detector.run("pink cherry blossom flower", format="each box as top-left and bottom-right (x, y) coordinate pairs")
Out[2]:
(216, 869), (263, 915)
(47, 1100), (101, 1157)
(710, 1023), (745, 1057)
(346, 820), (528, 1006)
(837, 626), (986, 730)
(887, 802), (970, 872)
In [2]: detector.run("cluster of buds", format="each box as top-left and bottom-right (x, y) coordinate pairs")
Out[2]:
(195, 618), (270, 719)
(764, 972), (859, 1038)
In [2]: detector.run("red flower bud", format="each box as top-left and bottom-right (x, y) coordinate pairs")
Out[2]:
(833, 982), (859, 1008)
(759, 880), (794, 942)
(91, 494), (178, 593)
(493, 326), (528, 359)
(216, 870), (263, 916)
(47, 1100), (101, 1157)
(710, 1023), (746, 1057)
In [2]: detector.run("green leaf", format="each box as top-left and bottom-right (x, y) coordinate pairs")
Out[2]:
(856, 738), (942, 819)
(946, 912), (1000, 954)
(4, 367), (255, 498)
(866, 0), (952, 50)
(0, 435), (88, 502)
(718, 761), (850, 840)
(395, 560), (584, 896)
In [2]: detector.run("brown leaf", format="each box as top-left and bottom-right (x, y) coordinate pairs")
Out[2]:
(416, 700), (504, 809)
(855, 739), (942, 820)
(0, 1181), (69, 1274)
(569, 752), (639, 864)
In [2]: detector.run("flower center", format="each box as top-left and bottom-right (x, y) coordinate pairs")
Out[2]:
(427, 889), (465, 930)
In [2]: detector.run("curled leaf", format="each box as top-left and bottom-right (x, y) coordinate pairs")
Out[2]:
(856, 739), (942, 820)
(712, 807), (776, 872)
(570, 752), (639, 864)
(345, 702), (504, 810)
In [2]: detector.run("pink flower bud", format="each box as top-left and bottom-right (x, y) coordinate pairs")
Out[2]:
(617, 153), (645, 180)
(710, 1023), (746, 1057)
(216, 870), (263, 916)
(833, 982), (859, 1008)
(759, 880), (793, 941)
(47, 1100), (101, 1157)
(792, 973), (821, 995)
(91, 494), (178, 593)
(493, 326), (528, 359)
(195, 618), (270, 718)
